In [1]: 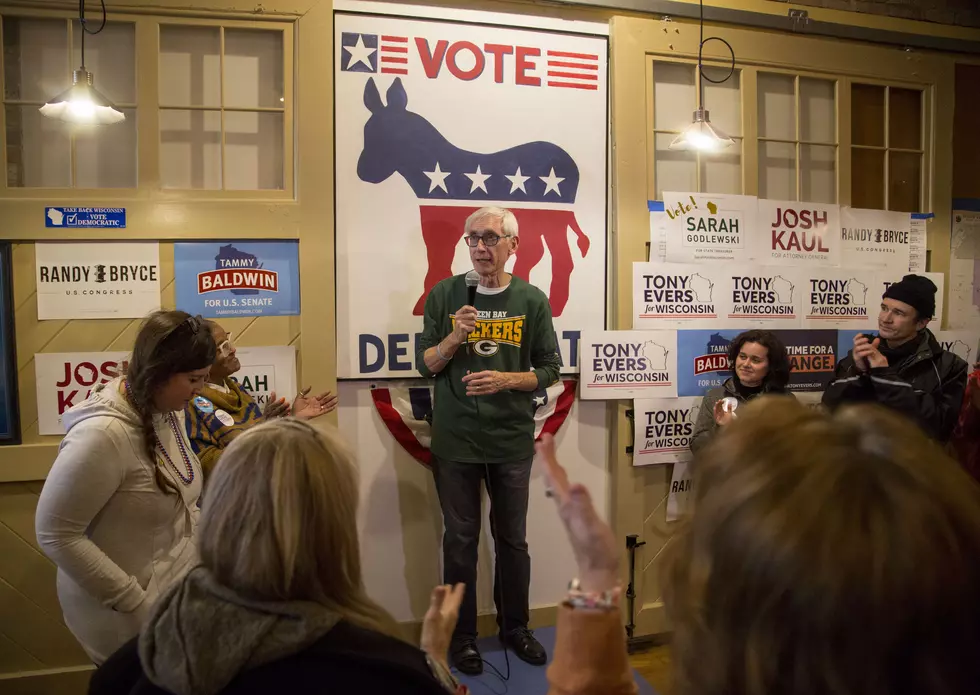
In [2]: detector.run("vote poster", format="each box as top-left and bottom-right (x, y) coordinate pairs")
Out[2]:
(35, 242), (161, 320)
(335, 10), (608, 377)
(839, 207), (912, 273)
(757, 199), (840, 267)
(36, 346), (298, 435)
(579, 330), (677, 400)
(721, 266), (803, 328)
(632, 262), (727, 329)
(174, 241), (300, 319)
(663, 192), (757, 264)
(801, 267), (877, 330)
(773, 329), (839, 392)
(666, 460), (692, 522)
(632, 397), (700, 466)
(676, 328), (744, 397)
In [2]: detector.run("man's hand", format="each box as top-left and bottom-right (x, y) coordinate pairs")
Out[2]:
(262, 391), (290, 419)
(854, 335), (888, 371)
(451, 305), (478, 346)
(292, 388), (338, 421)
(419, 583), (465, 670)
(462, 370), (511, 396)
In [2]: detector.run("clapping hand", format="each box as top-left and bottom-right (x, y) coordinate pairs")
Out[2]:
(853, 334), (888, 371)
(537, 434), (620, 594)
(292, 388), (338, 420)
(262, 391), (290, 419)
(419, 583), (465, 670)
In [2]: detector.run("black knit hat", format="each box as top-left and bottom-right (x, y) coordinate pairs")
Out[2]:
(882, 274), (937, 319)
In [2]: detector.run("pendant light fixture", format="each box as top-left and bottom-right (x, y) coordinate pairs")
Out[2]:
(669, 0), (736, 152)
(40, 0), (125, 126)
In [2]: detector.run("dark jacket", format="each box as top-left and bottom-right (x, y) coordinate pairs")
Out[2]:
(690, 377), (793, 453)
(822, 329), (968, 442)
(88, 620), (452, 695)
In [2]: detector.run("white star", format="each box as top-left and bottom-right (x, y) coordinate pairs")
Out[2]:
(423, 162), (451, 194)
(464, 165), (491, 194)
(540, 167), (565, 197)
(533, 395), (547, 407)
(345, 35), (376, 71)
(505, 167), (530, 194)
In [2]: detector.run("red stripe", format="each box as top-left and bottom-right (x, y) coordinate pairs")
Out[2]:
(536, 381), (577, 440)
(381, 56), (408, 64)
(547, 71), (598, 81)
(641, 315), (717, 318)
(370, 389), (432, 468)
(547, 60), (599, 70)
(728, 314), (796, 318)
(381, 68), (408, 75)
(381, 45), (408, 53)
(548, 81), (599, 91)
(547, 50), (599, 60)
(381, 35), (407, 42)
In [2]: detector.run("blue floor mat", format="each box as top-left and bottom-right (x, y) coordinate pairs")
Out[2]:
(453, 627), (659, 695)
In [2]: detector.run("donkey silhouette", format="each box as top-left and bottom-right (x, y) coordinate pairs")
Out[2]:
(356, 77), (590, 317)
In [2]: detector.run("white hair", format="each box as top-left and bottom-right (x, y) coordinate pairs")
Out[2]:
(464, 206), (519, 238)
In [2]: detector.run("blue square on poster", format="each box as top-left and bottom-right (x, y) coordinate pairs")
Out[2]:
(677, 329), (747, 397)
(174, 241), (300, 318)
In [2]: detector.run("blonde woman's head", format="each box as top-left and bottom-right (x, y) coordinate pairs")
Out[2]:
(198, 419), (401, 639)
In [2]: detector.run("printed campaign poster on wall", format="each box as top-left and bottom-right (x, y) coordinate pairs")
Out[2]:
(801, 267), (877, 330)
(949, 208), (980, 330)
(839, 207), (912, 273)
(174, 241), (300, 319)
(35, 242), (161, 320)
(721, 266), (803, 328)
(666, 460), (692, 522)
(632, 397), (700, 466)
(334, 11), (608, 377)
(579, 330), (677, 400)
(676, 328), (743, 397)
(908, 213), (930, 274)
(633, 262), (727, 329)
(757, 200), (840, 267)
(775, 329), (839, 392)
(934, 331), (978, 365)
(663, 192), (757, 263)
(36, 346), (300, 435)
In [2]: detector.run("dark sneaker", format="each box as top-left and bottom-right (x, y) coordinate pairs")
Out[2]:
(501, 627), (547, 665)
(450, 637), (483, 676)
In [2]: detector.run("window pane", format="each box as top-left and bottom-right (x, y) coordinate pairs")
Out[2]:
(800, 145), (836, 204)
(888, 151), (921, 213)
(703, 70), (741, 137)
(224, 29), (284, 109)
(4, 106), (71, 187)
(160, 109), (222, 189)
(654, 62), (695, 132)
(758, 73), (795, 141)
(889, 87), (922, 150)
(159, 26), (221, 107)
(759, 141), (796, 201)
(224, 111), (284, 190)
(700, 142), (742, 194)
(74, 109), (137, 188)
(800, 78), (835, 144)
(655, 133), (695, 199)
(851, 148), (885, 209)
(3, 18), (69, 103)
(851, 83), (885, 147)
(71, 21), (136, 105)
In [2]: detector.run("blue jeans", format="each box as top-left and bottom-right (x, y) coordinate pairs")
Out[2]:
(432, 456), (532, 640)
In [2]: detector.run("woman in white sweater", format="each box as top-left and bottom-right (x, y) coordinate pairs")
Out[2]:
(36, 311), (216, 664)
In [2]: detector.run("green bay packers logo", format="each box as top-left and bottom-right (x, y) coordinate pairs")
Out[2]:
(473, 339), (499, 356)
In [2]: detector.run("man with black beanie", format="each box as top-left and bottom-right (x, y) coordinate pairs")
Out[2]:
(823, 274), (968, 442)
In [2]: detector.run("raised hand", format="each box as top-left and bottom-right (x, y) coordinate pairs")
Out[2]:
(262, 391), (290, 419)
(292, 388), (338, 420)
(419, 583), (465, 669)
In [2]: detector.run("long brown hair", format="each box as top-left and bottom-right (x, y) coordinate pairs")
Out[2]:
(665, 398), (980, 695)
(198, 419), (404, 640)
(126, 311), (215, 492)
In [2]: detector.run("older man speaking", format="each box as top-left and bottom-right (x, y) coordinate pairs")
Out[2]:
(416, 206), (561, 675)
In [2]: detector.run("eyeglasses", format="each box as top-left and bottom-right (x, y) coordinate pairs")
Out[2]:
(217, 333), (235, 357)
(464, 233), (512, 248)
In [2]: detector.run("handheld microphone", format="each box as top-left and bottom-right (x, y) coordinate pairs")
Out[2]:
(464, 271), (480, 356)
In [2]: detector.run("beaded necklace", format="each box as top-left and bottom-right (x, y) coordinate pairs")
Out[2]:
(124, 381), (195, 486)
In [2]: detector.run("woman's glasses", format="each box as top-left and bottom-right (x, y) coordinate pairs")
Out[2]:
(217, 333), (235, 357)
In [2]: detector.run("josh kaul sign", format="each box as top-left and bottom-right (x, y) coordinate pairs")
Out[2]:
(35, 242), (161, 320)
(579, 330), (678, 400)
(632, 397), (700, 466)
(632, 262), (722, 329)
(757, 200), (840, 267)
(663, 192), (757, 263)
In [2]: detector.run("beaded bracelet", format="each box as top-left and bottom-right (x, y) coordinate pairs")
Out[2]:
(563, 578), (618, 611)
(436, 343), (452, 362)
